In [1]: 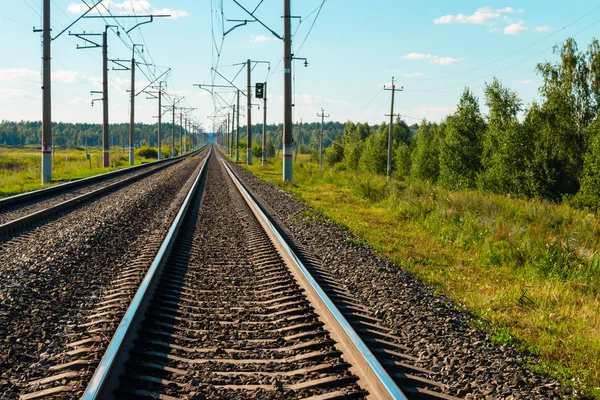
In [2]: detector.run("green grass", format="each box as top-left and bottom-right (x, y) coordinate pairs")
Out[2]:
(237, 154), (600, 399)
(0, 146), (156, 199)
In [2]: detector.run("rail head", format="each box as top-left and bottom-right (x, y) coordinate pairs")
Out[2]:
(81, 148), (211, 400)
(219, 156), (407, 400)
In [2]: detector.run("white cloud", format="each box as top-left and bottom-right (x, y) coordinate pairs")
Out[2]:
(68, 1), (188, 19)
(434, 6), (519, 25)
(298, 93), (340, 105)
(69, 97), (89, 106)
(53, 70), (81, 84)
(0, 88), (39, 102)
(253, 35), (278, 43)
(402, 53), (431, 61)
(0, 68), (81, 84)
(504, 23), (528, 35)
(402, 53), (463, 66)
(518, 79), (533, 85)
(0, 68), (39, 82)
(535, 26), (551, 32)
(403, 72), (423, 78)
(153, 8), (188, 19)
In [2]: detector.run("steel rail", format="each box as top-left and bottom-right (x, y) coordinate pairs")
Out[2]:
(0, 146), (205, 210)
(219, 156), (408, 400)
(0, 148), (205, 236)
(81, 149), (211, 399)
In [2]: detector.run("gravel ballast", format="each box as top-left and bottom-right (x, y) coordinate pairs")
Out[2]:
(227, 159), (574, 400)
(0, 156), (203, 398)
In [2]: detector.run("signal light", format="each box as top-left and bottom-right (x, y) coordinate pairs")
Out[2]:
(256, 82), (265, 99)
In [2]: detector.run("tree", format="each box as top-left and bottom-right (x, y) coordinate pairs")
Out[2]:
(393, 116), (411, 145)
(411, 119), (440, 182)
(325, 134), (344, 165)
(439, 88), (486, 190)
(343, 122), (366, 171)
(479, 78), (533, 196)
(393, 142), (411, 178)
(359, 124), (387, 174)
(578, 118), (600, 205)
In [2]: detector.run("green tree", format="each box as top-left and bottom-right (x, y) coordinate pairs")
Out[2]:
(578, 118), (600, 205)
(524, 91), (580, 199)
(439, 88), (486, 190)
(343, 122), (366, 171)
(359, 124), (387, 174)
(393, 142), (411, 178)
(392, 117), (411, 145)
(325, 134), (344, 165)
(479, 78), (533, 196)
(410, 119), (440, 182)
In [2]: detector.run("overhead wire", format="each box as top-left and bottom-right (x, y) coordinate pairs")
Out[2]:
(421, 4), (600, 82)
(295, 0), (328, 56)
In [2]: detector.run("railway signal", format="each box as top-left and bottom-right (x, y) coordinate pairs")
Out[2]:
(256, 83), (264, 99)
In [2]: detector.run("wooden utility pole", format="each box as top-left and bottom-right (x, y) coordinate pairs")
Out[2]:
(384, 77), (403, 180)
(317, 108), (330, 169)
(41, 0), (52, 183)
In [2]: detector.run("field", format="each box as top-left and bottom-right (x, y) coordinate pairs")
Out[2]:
(242, 154), (600, 398)
(0, 146), (154, 199)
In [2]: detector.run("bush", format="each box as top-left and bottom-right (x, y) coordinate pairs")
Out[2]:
(135, 146), (158, 159)
(252, 142), (262, 158)
(267, 141), (276, 158)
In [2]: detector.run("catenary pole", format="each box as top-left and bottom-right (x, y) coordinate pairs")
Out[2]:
(157, 83), (162, 160)
(283, 0), (293, 181)
(171, 104), (175, 157)
(247, 59), (252, 165)
(236, 89), (241, 162)
(180, 112), (183, 155)
(184, 117), (188, 153)
(41, 0), (52, 183)
(262, 82), (267, 166)
(227, 112), (231, 156)
(102, 29), (110, 167)
(129, 53), (135, 165)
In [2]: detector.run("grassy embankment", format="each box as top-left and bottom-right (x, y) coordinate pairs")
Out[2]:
(0, 146), (153, 199)
(239, 153), (600, 399)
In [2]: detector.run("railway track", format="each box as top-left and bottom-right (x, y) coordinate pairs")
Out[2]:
(0, 147), (204, 234)
(22, 146), (457, 399)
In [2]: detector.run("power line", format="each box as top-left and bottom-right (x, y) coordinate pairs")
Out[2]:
(406, 16), (600, 94)
(421, 4), (600, 82)
(295, 0), (328, 56)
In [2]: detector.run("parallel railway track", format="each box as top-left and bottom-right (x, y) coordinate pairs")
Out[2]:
(0, 147), (204, 235)
(22, 146), (457, 399)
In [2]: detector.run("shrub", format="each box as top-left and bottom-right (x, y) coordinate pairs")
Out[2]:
(136, 146), (158, 159)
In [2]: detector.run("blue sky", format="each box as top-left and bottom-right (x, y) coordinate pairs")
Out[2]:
(1, 1), (600, 130)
